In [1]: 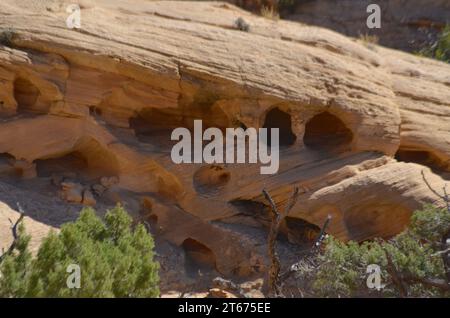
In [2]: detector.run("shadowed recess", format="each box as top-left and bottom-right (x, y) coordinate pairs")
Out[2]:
(14, 77), (40, 113)
(182, 238), (217, 273)
(284, 216), (321, 245)
(263, 107), (296, 147)
(303, 112), (353, 152)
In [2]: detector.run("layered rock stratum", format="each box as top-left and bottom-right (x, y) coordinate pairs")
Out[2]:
(0, 0), (449, 289)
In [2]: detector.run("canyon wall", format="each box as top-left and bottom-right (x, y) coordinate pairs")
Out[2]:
(0, 0), (449, 280)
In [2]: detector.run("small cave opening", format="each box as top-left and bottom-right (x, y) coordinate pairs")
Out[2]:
(193, 165), (230, 196)
(89, 106), (102, 117)
(35, 143), (119, 182)
(182, 238), (217, 274)
(35, 152), (89, 179)
(129, 102), (230, 150)
(303, 112), (353, 153)
(13, 77), (40, 113)
(0, 153), (19, 177)
(395, 149), (449, 176)
(284, 217), (321, 245)
(262, 108), (296, 147)
(129, 108), (182, 136)
(129, 108), (185, 149)
(230, 199), (271, 226)
(0, 152), (15, 164)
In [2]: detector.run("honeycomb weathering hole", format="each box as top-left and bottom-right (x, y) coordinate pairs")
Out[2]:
(395, 149), (449, 178)
(129, 105), (229, 145)
(284, 216), (321, 245)
(36, 152), (89, 178)
(193, 165), (230, 195)
(182, 238), (217, 272)
(129, 108), (182, 136)
(35, 145), (119, 181)
(303, 112), (353, 152)
(0, 153), (21, 177)
(230, 199), (271, 225)
(263, 107), (296, 147)
(13, 77), (40, 113)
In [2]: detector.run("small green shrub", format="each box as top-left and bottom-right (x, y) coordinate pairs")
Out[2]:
(308, 205), (450, 297)
(418, 25), (450, 63)
(0, 205), (160, 298)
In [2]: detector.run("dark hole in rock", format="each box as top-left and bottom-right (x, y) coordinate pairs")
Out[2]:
(230, 199), (271, 226)
(89, 106), (102, 117)
(303, 112), (353, 152)
(35, 145), (118, 181)
(129, 108), (186, 149)
(13, 77), (41, 113)
(36, 152), (88, 179)
(263, 107), (296, 147)
(395, 149), (449, 178)
(0, 153), (19, 177)
(182, 238), (217, 273)
(284, 216), (321, 245)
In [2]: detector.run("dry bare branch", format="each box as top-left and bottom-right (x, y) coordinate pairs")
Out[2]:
(443, 184), (450, 213)
(402, 274), (450, 291)
(421, 170), (447, 202)
(280, 215), (332, 283)
(262, 187), (300, 297)
(0, 202), (25, 263)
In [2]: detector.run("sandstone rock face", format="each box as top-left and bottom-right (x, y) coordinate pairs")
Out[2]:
(0, 0), (449, 281)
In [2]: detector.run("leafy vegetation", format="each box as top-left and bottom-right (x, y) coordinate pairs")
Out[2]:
(0, 205), (159, 297)
(418, 25), (450, 63)
(307, 205), (450, 297)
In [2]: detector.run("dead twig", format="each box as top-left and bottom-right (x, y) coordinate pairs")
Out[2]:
(0, 202), (25, 263)
(262, 187), (299, 297)
(443, 184), (450, 213)
(421, 170), (448, 208)
(280, 215), (332, 283)
(402, 274), (450, 291)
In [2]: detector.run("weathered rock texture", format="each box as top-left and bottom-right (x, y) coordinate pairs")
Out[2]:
(0, 0), (449, 280)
